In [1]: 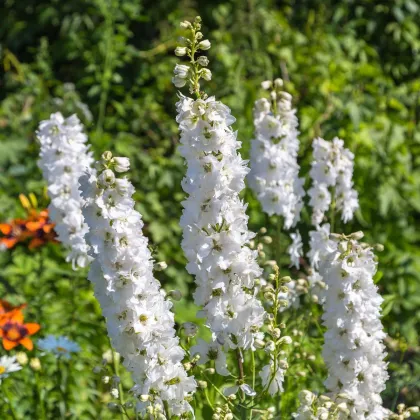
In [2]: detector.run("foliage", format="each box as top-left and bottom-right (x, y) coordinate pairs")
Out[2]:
(0, 0), (419, 418)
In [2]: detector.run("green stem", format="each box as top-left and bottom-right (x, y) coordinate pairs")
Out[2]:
(110, 344), (125, 420)
(275, 216), (282, 268)
(3, 383), (19, 420)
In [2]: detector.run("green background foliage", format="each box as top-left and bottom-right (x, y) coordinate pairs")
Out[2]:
(0, 0), (419, 418)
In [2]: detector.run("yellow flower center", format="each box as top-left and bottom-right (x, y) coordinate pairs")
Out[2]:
(0, 366), (5, 375)
(56, 346), (67, 352)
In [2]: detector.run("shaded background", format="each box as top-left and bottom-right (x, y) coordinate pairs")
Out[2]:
(0, 0), (419, 417)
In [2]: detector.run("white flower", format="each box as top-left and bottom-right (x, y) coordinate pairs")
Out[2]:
(248, 89), (305, 229)
(38, 335), (80, 359)
(319, 236), (388, 418)
(259, 362), (286, 396)
(308, 137), (358, 226)
(37, 112), (93, 269)
(223, 383), (256, 397)
(175, 93), (265, 351)
(190, 339), (229, 376)
(0, 356), (22, 382)
(80, 155), (196, 416)
(288, 231), (303, 269)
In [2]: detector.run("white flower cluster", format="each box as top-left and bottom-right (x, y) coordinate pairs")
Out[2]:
(80, 154), (196, 417)
(176, 94), (265, 357)
(260, 360), (287, 396)
(249, 82), (305, 229)
(320, 236), (389, 419)
(308, 137), (359, 226)
(38, 112), (93, 269)
(293, 390), (347, 419)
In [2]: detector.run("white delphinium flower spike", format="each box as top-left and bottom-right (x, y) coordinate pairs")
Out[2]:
(80, 153), (196, 417)
(37, 112), (93, 269)
(249, 80), (305, 229)
(173, 18), (265, 356)
(320, 235), (389, 419)
(308, 137), (358, 226)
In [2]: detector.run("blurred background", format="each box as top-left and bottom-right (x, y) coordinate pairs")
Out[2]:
(0, 0), (419, 417)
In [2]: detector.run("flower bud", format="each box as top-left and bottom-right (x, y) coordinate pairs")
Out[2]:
(201, 68), (212, 81)
(180, 21), (192, 29)
(154, 261), (168, 271)
(102, 151), (113, 162)
(261, 80), (272, 90)
(205, 368), (215, 375)
(197, 56), (209, 66)
(278, 360), (288, 369)
(112, 157), (130, 173)
(375, 243), (384, 252)
(16, 352), (28, 365)
(173, 76), (186, 88)
(350, 231), (364, 240)
(278, 336), (292, 345)
(198, 40), (211, 50)
(265, 341), (275, 352)
(30, 358), (41, 371)
(274, 78), (283, 88)
(102, 376), (110, 384)
(140, 394), (149, 402)
(110, 388), (119, 399)
(198, 380), (207, 389)
(272, 328), (281, 338)
(262, 236), (272, 244)
(254, 339), (265, 349)
(280, 276), (291, 284)
(175, 46), (188, 56)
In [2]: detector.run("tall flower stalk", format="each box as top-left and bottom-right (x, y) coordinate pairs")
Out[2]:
(80, 153), (196, 418)
(173, 17), (265, 380)
(319, 233), (389, 419)
(306, 138), (359, 298)
(38, 112), (93, 269)
(249, 80), (305, 230)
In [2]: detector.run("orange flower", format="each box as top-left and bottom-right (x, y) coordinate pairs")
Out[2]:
(0, 311), (40, 351)
(0, 208), (56, 250)
(0, 300), (27, 325)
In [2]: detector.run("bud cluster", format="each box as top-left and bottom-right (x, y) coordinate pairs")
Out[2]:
(173, 16), (212, 97)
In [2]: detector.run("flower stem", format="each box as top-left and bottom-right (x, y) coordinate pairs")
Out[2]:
(110, 344), (125, 420)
